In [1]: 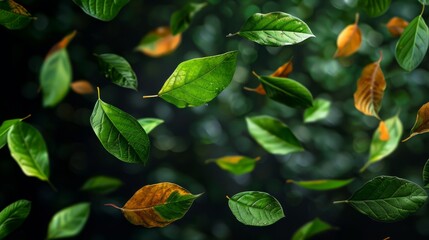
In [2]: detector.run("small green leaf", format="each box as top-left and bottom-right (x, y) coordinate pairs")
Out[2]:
(0, 199), (31, 239)
(246, 115), (303, 155)
(423, 159), (429, 188)
(303, 98), (331, 123)
(154, 51), (237, 108)
(334, 176), (427, 222)
(395, 15), (429, 71)
(207, 155), (260, 175)
(419, 0), (429, 5)
(358, 0), (391, 17)
(0, 118), (20, 149)
(90, 96), (150, 164)
(170, 2), (207, 35)
(287, 178), (354, 191)
(137, 118), (164, 133)
(96, 53), (138, 90)
(291, 218), (335, 240)
(7, 122), (50, 182)
(81, 175), (122, 194)
(72, 0), (129, 21)
(228, 191), (284, 226)
(230, 12), (314, 46)
(47, 202), (90, 240)
(0, 0), (33, 30)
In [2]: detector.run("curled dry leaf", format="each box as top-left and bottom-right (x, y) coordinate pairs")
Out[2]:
(71, 80), (94, 95)
(403, 102), (429, 142)
(378, 120), (389, 141)
(386, 17), (409, 37)
(135, 26), (181, 57)
(334, 14), (362, 58)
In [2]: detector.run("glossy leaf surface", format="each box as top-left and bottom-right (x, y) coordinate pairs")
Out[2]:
(73, 0), (129, 21)
(96, 53), (138, 90)
(170, 2), (207, 35)
(291, 218), (335, 240)
(287, 178), (354, 191)
(423, 159), (429, 188)
(358, 0), (391, 17)
(81, 175), (122, 194)
(0, 199), (31, 239)
(47, 202), (90, 239)
(137, 118), (164, 134)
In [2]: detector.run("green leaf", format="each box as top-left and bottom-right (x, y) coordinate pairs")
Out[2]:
(155, 51), (237, 108)
(419, 0), (429, 5)
(230, 12), (314, 46)
(0, 200), (31, 239)
(361, 116), (403, 172)
(423, 159), (429, 188)
(0, 0), (33, 30)
(395, 15), (429, 71)
(96, 53), (138, 91)
(0, 118), (20, 149)
(228, 191), (284, 226)
(90, 96), (150, 164)
(207, 156), (260, 175)
(80, 175), (122, 194)
(72, 0), (129, 21)
(137, 118), (164, 133)
(334, 176), (427, 222)
(47, 202), (90, 239)
(257, 75), (313, 109)
(287, 178), (354, 191)
(246, 115), (303, 155)
(291, 218), (335, 240)
(303, 98), (331, 123)
(7, 122), (50, 182)
(358, 0), (391, 17)
(170, 2), (207, 35)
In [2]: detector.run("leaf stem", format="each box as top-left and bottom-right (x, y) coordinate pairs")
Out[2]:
(47, 180), (58, 192)
(142, 95), (159, 99)
(225, 195), (231, 200)
(285, 179), (294, 184)
(333, 200), (348, 204)
(96, 86), (101, 99)
(251, 71), (260, 78)
(104, 203), (122, 210)
(354, 12), (359, 25)
(243, 86), (258, 92)
(20, 114), (32, 121)
(421, 4), (425, 16)
(226, 33), (238, 37)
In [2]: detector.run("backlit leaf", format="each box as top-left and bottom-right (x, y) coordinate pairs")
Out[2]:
(395, 15), (429, 71)
(334, 176), (427, 222)
(90, 91), (150, 164)
(0, 199), (31, 239)
(228, 191), (284, 226)
(7, 122), (50, 182)
(73, 0), (129, 21)
(70, 80), (94, 95)
(287, 178), (354, 191)
(291, 218), (335, 240)
(423, 159), (429, 188)
(80, 175), (122, 194)
(229, 12), (314, 46)
(106, 182), (202, 228)
(0, 0), (33, 29)
(386, 17), (409, 37)
(40, 31), (76, 108)
(96, 53), (138, 90)
(206, 155), (260, 175)
(353, 53), (385, 119)
(403, 102), (429, 142)
(334, 14), (362, 58)
(170, 2), (207, 35)
(137, 118), (164, 134)
(47, 202), (90, 239)
(135, 26), (181, 57)
(303, 98), (331, 123)
(246, 115), (303, 155)
(358, 0), (391, 17)
(0, 118), (21, 149)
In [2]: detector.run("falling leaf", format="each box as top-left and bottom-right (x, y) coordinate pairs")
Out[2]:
(378, 121), (389, 141)
(137, 118), (164, 133)
(303, 98), (331, 123)
(386, 17), (409, 37)
(291, 218), (336, 240)
(106, 182), (202, 228)
(403, 102), (429, 142)
(0, 0), (33, 29)
(72, 0), (129, 21)
(419, 0), (429, 5)
(0, 199), (31, 239)
(135, 26), (181, 57)
(271, 58), (294, 78)
(170, 2), (207, 35)
(0, 118), (20, 149)
(358, 0), (391, 17)
(334, 14), (362, 58)
(423, 159), (429, 188)
(80, 175), (122, 194)
(353, 53), (385, 119)
(287, 178), (354, 191)
(47, 202), (90, 239)
(206, 155), (260, 175)
(70, 80), (94, 95)
(95, 53), (138, 90)
(243, 83), (266, 95)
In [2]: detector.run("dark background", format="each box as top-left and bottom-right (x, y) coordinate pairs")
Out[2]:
(1, 0), (429, 239)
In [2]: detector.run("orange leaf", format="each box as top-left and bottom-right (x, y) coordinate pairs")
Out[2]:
(243, 84), (266, 95)
(136, 26), (181, 57)
(403, 102), (429, 142)
(46, 30), (77, 58)
(353, 53), (385, 119)
(270, 59), (293, 78)
(334, 14), (362, 58)
(378, 121), (390, 141)
(70, 80), (94, 95)
(386, 17), (409, 37)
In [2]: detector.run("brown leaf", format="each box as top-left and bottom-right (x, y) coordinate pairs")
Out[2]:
(334, 14), (362, 58)
(270, 59), (293, 78)
(8, 0), (31, 16)
(46, 30), (77, 58)
(70, 80), (94, 95)
(403, 102), (429, 142)
(378, 121), (390, 141)
(353, 53), (385, 119)
(135, 26), (181, 57)
(386, 17), (409, 37)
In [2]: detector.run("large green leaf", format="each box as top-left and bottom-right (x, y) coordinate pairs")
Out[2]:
(423, 159), (429, 188)
(72, 0), (129, 21)
(228, 191), (284, 226)
(0, 118), (20, 149)
(47, 202), (90, 239)
(0, 199), (31, 239)
(96, 53), (138, 91)
(291, 218), (335, 240)
(246, 115), (303, 155)
(395, 15), (429, 71)
(7, 122), (50, 182)
(137, 118), (164, 134)
(303, 98), (331, 123)
(257, 75), (313, 109)
(358, 0), (391, 17)
(229, 12), (314, 46)
(334, 176), (427, 222)
(0, 0), (33, 29)
(170, 2), (207, 35)
(154, 51), (237, 108)
(206, 155), (260, 175)
(80, 175), (122, 194)
(287, 178), (354, 191)
(90, 97), (150, 164)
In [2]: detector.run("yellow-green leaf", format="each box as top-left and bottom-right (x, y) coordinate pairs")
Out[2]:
(287, 178), (354, 191)
(206, 155), (260, 175)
